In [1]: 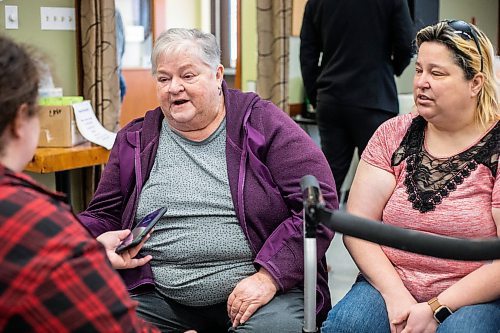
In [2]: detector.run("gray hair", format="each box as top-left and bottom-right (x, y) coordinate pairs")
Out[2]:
(151, 28), (221, 75)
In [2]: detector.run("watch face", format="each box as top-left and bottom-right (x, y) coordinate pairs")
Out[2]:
(435, 307), (452, 323)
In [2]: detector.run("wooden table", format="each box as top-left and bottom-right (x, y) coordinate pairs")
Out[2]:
(26, 144), (110, 173)
(25, 144), (111, 203)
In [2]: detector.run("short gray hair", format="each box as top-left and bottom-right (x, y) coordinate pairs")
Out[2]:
(151, 28), (221, 75)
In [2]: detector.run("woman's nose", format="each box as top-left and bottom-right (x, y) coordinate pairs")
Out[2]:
(169, 77), (184, 94)
(414, 73), (430, 89)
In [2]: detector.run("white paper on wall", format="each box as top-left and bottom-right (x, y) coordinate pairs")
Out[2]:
(72, 101), (117, 150)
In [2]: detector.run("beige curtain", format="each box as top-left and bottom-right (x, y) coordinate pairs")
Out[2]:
(77, 1), (120, 208)
(256, 0), (292, 112)
(78, 1), (120, 132)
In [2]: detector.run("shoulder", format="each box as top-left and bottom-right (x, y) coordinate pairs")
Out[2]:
(1, 181), (87, 236)
(118, 107), (163, 133)
(247, 98), (296, 129)
(114, 107), (163, 149)
(226, 88), (294, 132)
(0, 171), (69, 219)
(1, 180), (97, 266)
(375, 113), (414, 140)
(362, 113), (416, 169)
(305, 0), (320, 9)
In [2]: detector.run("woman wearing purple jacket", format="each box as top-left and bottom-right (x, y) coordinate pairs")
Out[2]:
(79, 28), (337, 333)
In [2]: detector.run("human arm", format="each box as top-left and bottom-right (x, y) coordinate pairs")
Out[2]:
(344, 160), (417, 333)
(2, 194), (158, 333)
(225, 100), (336, 325)
(250, 103), (337, 291)
(78, 127), (135, 236)
(299, 0), (322, 108)
(227, 267), (278, 327)
(96, 229), (152, 269)
(436, 208), (500, 303)
(396, 208), (500, 332)
(390, 0), (414, 76)
(39, 238), (159, 332)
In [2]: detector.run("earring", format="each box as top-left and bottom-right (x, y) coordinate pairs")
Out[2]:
(218, 86), (222, 96)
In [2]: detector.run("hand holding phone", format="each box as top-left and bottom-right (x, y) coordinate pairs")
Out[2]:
(115, 206), (167, 254)
(97, 229), (151, 269)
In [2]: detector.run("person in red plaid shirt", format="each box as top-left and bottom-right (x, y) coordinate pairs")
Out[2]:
(0, 35), (164, 333)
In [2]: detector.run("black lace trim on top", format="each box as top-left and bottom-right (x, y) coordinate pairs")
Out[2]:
(391, 116), (500, 213)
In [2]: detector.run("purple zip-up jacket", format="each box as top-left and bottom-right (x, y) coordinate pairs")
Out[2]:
(78, 81), (338, 321)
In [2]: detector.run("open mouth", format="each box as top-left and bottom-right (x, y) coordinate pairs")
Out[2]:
(172, 99), (189, 106)
(417, 94), (432, 101)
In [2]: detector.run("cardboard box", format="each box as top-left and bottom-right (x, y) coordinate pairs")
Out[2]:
(38, 105), (86, 147)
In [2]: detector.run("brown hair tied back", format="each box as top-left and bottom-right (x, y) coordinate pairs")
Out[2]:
(0, 35), (40, 142)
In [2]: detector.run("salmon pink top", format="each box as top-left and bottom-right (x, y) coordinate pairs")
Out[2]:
(362, 113), (500, 302)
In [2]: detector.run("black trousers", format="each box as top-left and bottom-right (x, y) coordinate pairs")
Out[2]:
(131, 287), (304, 333)
(316, 101), (395, 195)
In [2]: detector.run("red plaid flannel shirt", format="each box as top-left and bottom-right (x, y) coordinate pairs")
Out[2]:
(0, 165), (159, 333)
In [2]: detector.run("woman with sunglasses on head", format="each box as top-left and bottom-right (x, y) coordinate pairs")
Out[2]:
(321, 20), (500, 333)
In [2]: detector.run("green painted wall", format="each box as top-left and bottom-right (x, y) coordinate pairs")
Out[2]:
(0, 0), (78, 96)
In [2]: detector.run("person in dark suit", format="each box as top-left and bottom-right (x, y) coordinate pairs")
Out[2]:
(299, 0), (414, 196)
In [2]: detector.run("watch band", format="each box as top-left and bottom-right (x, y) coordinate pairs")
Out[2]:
(427, 297), (453, 324)
(427, 297), (441, 312)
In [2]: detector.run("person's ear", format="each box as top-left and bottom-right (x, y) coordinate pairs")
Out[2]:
(470, 73), (485, 97)
(216, 64), (224, 83)
(9, 103), (31, 139)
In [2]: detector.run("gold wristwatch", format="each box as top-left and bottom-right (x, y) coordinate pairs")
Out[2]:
(427, 297), (453, 324)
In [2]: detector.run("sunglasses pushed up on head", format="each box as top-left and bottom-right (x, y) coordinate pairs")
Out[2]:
(445, 20), (483, 72)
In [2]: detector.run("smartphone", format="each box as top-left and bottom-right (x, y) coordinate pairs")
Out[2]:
(115, 206), (167, 254)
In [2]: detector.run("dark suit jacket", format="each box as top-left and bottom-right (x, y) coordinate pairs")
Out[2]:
(300, 0), (414, 113)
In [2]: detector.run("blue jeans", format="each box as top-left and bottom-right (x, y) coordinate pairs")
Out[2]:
(321, 275), (500, 333)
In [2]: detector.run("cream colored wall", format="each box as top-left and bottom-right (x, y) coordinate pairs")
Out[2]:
(164, 0), (202, 30)
(287, 0), (499, 99)
(289, 36), (304, 104)
(441, 0), (498, 50)
(241, 0), (258, 92)
(155, 0), (257, 92)
(396, 0), (498, 94)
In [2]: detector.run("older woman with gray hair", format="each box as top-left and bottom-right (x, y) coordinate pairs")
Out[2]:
(79, 28), (337, 333)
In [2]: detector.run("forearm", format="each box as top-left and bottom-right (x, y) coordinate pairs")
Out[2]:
(439, 209), (500, 310)
(344, 235), (414, 301)
(438, 260), (500, 311)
